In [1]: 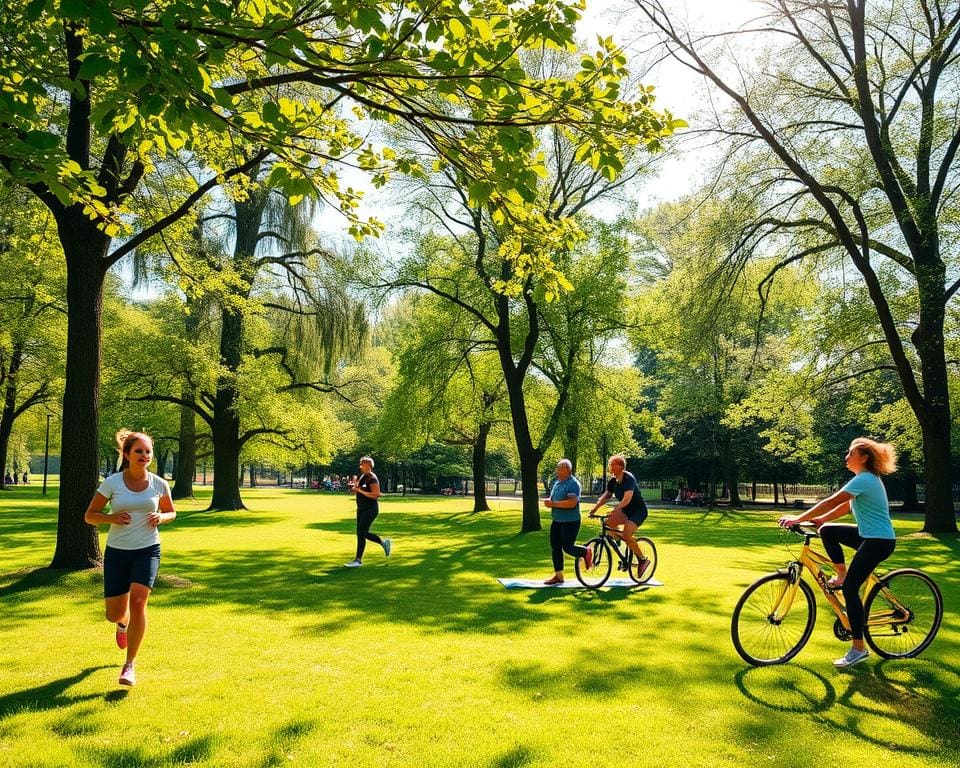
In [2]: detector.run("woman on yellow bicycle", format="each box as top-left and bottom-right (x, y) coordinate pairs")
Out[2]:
(778, 437), (897, 668)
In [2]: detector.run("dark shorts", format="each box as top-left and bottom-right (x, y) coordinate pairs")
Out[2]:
(626, 510), (648, 527)
(103, 544), (161, 598)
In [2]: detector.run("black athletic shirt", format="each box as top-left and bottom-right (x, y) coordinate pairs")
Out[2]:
(606, 471), (647, 516)
(356, 471), (379, 514)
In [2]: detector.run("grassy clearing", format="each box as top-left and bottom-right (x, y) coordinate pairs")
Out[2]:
(1, 486), (958, 767)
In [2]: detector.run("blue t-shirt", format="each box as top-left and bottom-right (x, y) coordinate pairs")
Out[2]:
(549, 476), (581, 522)
(842, 471), (895, 539)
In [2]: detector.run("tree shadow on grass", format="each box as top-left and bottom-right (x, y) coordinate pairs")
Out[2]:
(151, 519), (661, 637)
(82, 734), (220, 768)
(0, 666), (110, 719)
(523, 584), (665, 606)
(488, 744), (538, 768)
(732, 658), (960, 757)
(0, 566), (99, 598)
(255, 717), (319, 768)
(169, 509), (286, 530)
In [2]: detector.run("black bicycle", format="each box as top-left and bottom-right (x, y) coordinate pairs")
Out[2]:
(575, 514), (658, 588)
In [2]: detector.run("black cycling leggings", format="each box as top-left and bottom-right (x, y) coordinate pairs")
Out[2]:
(356, 507), (382, 560)
(550, 520), (588, 572)
(819, 523), (896, 641)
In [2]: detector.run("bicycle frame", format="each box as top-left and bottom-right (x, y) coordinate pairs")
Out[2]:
(732, 523), (942, 665)
(777, 528), (890, 632)
(594, 516), (635, 568)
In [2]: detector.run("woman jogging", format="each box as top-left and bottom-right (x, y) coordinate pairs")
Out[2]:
(344, 456), (391, 567)
(778, 437), (898, 668)
(84, 430), (176, 686)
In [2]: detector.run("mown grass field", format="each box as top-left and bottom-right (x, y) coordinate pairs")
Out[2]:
(1, 485), (957, 767)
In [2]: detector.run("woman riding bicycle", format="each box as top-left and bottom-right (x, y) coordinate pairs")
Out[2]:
(588, 454), (652, 578)
(778, 437), (898, 668)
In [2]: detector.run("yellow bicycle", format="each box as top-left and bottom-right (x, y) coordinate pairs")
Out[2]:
(731, 523), (943, 666)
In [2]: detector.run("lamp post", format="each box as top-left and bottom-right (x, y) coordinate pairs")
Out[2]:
(42, 413), (52, 495)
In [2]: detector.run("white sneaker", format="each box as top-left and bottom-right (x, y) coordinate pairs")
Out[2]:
(382, 538), (392, 557)
(344, 559), (363, 568)
(834, 647), (869, 668)
(118, 662), (136, 686)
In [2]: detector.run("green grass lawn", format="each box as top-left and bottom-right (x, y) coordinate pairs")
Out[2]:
(1, 486), (958, 768)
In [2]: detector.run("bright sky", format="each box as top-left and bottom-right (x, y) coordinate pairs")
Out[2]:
(577, 0), (764, 205)
(123, 1), (765, 295)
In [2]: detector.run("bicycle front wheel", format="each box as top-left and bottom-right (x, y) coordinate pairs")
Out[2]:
(864, 568), (943, 659)
(731, 573), (816, 666)
(575, 538), (612, 588)
(628, 537), (658, 585)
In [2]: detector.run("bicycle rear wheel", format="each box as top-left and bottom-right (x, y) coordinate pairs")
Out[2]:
(575, 538), (612, 588)
(628, 537), (658, 584)
(731, 573), (816, 666)
(863, 568), (943, 659)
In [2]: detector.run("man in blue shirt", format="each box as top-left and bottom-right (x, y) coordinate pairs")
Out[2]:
(588, 454), (652, 577)
(543, 459), (591, 585)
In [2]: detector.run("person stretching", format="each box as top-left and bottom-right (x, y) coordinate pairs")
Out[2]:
(543, 459), (590, 585)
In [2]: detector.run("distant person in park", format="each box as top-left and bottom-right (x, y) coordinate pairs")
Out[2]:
(4, 471), (12, 485)
(588, 454), (652, 578)
(22, 471), (28, 484)
(778, 437), (898, 669)
(344, 456), (391, 567)
(542, 459), (590, 585)
(84, 429), (177, 686)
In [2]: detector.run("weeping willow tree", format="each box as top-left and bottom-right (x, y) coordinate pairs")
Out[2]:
(130, 157), (367, 509)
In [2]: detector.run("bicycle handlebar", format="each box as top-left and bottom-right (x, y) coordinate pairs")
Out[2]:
(787, 522), (820, 537)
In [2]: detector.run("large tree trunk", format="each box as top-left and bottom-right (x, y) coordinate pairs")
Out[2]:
(0, 345), (22, 491)
(899, 467), (920, 512)
(209, 328), (245, 510)
(912, 277), (957, 531)
(210, 404), (244, 509)
(172, 394), (197, 500)
(918, 413), (956, 532)
(209, 310), (245, 510)
(206, 185), (265, 511)
(50, 217), (108, 569)
(501, 366), (542, 531)
(472, 421), (491, 512)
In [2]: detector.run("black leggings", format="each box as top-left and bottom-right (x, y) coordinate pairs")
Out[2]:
(550, 520), (588, 572)
(356, 507), (382, 560)
(819, 524), (896, 641)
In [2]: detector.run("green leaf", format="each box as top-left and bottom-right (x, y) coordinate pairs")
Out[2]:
(468, 181), (492, 208)
(59, 0), (88, 21)
(76, 54), (113, 80)
(23, 131), (60, 151)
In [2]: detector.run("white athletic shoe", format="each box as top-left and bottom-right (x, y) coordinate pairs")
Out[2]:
(834, 647), (869, 668)
(344, 559), (363, 568)
(382, 538), (392, 557)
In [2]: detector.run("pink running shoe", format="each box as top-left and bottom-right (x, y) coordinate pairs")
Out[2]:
(118, 662), (136, 687)
(583, 546), (593, 570)
(115, 623), (128, 650)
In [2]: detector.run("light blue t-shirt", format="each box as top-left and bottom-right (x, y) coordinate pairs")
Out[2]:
(842, 471), (895, 539)
(549, 476), (582, 523)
